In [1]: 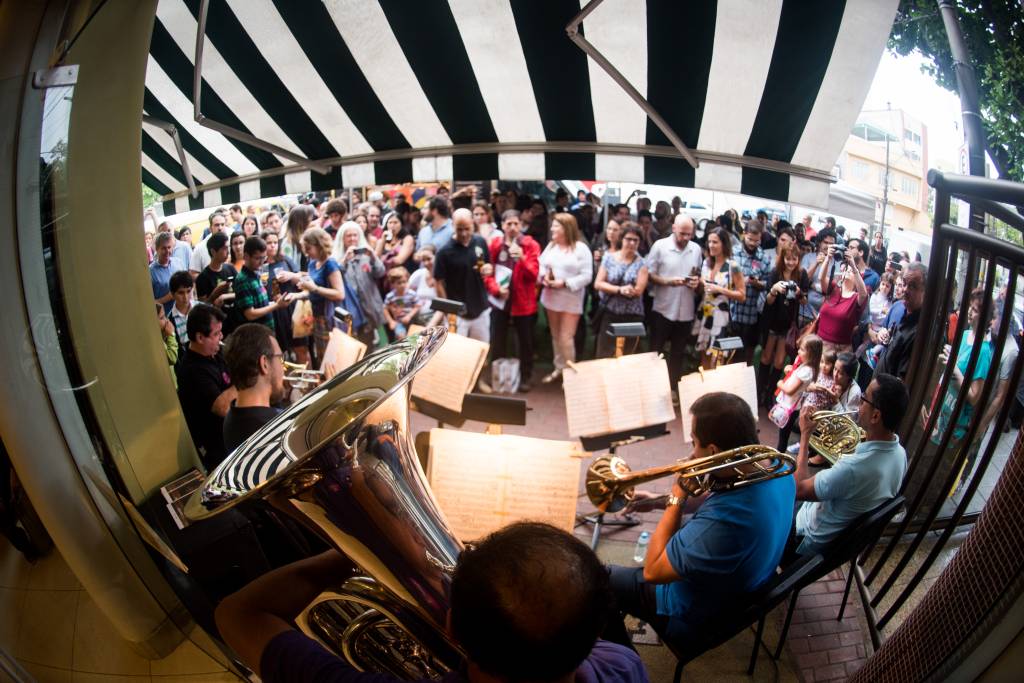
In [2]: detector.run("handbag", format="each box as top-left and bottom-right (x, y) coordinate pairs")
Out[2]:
(784, 322), (801, 358)
(769, 359), (804, 428)
(292, 299), (314, 338)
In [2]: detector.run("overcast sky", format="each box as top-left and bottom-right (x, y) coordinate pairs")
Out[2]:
(863, 50), (966, 170)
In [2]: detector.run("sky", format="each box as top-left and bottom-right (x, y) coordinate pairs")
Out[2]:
(863, 50), (966, 170)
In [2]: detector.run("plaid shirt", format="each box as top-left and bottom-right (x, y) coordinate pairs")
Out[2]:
(731, 245), (771, 325)
(234, 266), (275, 330)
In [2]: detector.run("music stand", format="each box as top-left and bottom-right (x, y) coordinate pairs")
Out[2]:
(333, 306), (353, 335)
(430, 297), (465, 333)
(708, 335), (743, 368)
(577, 423), (669, 550)
(607, 321), (646, 358)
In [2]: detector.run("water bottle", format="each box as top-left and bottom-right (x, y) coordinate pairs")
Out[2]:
(633, 531), (651, 563)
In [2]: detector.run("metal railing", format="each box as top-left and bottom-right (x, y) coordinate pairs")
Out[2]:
(855, 170), (1024, 643)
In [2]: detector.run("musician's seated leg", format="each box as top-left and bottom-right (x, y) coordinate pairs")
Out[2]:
(604, 565), (670, 649)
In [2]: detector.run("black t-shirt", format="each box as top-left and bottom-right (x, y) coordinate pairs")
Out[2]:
(433, 235), (490, 318)
(195, 264), (238, 300)
(176, 349), (232, 469)
(223, 404), (282, 454)
(763, 270), (812, 334)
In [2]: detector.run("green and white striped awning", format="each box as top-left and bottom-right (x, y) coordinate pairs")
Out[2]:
(143, 0), (899, 216)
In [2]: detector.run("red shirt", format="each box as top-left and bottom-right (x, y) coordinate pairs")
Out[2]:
(484, 234), (540, 316)
(817, 283), (865, 346)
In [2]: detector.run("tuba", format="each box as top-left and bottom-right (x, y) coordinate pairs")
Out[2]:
(808, 410), (864, 465)
(586, 445), (796, 513)
(185, 327), (463, 677)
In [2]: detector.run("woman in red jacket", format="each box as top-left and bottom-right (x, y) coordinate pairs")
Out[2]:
(484, 209), (540, 391)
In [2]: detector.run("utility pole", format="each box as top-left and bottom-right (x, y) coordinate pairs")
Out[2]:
(879, 101), (892, 239)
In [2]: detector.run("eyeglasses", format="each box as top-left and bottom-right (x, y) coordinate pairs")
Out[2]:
(861, 395), (876, 410)
(266, 353), (284, 364)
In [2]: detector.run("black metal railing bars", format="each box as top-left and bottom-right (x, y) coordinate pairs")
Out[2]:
(855, 170), (1024, 643)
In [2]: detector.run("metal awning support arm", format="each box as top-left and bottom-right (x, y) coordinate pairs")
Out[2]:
(566, 0), (699, 170)
(193, 0), (331, 177)
(142, 115), (198, 199)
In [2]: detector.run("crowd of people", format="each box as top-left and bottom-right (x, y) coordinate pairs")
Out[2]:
(139, 186), (1024, 681)
(147, 185), (946, 468)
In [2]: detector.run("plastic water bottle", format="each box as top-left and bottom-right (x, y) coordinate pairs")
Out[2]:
(633, 531), (650, 563)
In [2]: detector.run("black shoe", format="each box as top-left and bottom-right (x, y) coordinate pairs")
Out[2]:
(519, 380), (532, 393)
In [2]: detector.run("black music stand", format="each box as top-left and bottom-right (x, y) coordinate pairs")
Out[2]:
(412, 393), (528, 470)
(577, 423), (669, 550)
(606, 321), (647, 357)
(709, 335), (744, 368)
(430, 297), (466, 332)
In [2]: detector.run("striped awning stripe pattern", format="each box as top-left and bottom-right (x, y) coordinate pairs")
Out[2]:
(144, 0), (898, 215)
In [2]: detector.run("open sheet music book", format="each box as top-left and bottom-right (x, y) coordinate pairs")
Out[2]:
(320, 329), (367, 380)
(426, 429), (585, 541)
(408, 325), (488, 413)
(562, 352), (675, 438)
(677, 364), (758, 443)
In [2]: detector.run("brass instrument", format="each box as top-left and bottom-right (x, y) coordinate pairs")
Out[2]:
(185, 327), (463, 677)
(808, 410), (864, 465)
(283, 360), (324, 393)
(586, 445), (796, 513)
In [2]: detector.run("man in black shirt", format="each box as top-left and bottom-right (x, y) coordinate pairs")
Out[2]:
(177, 304), (236, 470)
(222, 323), (286, 453)
(195, 232), (237, 305)
(875, 262), (927, 381)
(434, 208), (491, 342)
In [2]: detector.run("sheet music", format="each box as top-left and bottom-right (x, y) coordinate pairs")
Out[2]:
(410, 328), (488, 412)
(565, 353), (673, 437)
(427, 429), (584, 541)
(320, 329), (367, 380)
(677, 363), (758, 442)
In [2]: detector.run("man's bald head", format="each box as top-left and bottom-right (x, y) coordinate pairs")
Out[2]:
(672, 214), (695, 247)
(452, 208), (474, 245)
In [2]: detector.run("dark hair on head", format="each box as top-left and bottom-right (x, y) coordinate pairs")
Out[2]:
(706, 226), (733, 261)
(428, 195), (450, 218)
(801, 334), (824, 382)
(718, 213), (734, 232)
(286, 204), (317, 245)
(870, 373), (909, 432)
(825, 216), (836, 228)
(207, 231), (229, 256)
(186, 303), (226, 342)
(775, 243), (804, 280)
(777, 219), (792, 231)
(230, 231), (246, 261)
(637, 209), (653, 221)
(878, 272), (895, 301)
(175, 227), (191, 241)
(816, 227), (837, 247)
(689, 392), (758, 451)
(473, 200), (493, 220)
(169, 270), (193, 293)
(756, 210), (768, 220)
(620, 222), (644, 244)
(243, 235), (267, 257)
(776, 225), (796, 244)
(745, 218), (764, 235)
(970, 287), (995, 330)
(835, 352), (857, 381)
(230, 204), (242, 213)
(846, 238), (865, 259)
(324, 199), (348, 217)
(501, 209), (521, 224)
(223, 323), (276, 390)
(451, 522), (611, 681)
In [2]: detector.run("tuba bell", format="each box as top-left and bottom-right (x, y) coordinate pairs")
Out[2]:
(185, 327), (463, 678)
(586, 445), (796, 513)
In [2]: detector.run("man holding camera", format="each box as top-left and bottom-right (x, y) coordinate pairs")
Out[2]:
(731, 219), (771, 364)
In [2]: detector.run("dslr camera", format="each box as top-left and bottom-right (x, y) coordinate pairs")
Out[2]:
(781, 280), (798, 300)
(831, 244), (846, 260)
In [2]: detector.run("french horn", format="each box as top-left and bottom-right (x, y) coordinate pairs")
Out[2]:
(808, 410), (864, 465)
(185, 327), (463, 677)
(586, 445), (796, 513)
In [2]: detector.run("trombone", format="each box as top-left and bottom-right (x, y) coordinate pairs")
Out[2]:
(586, 445), (796, 513)
(284, 360), (324, 392)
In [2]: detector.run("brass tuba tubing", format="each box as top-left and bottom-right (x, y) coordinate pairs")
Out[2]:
(586, 445), (796, 513)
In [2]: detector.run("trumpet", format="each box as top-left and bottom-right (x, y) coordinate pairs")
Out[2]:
(808, 410), (864, 465)
(586, 445), (796, 513)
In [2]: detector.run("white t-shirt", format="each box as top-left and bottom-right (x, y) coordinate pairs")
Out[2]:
(190, 235), (211, 273)
(778, 364), (814, 409)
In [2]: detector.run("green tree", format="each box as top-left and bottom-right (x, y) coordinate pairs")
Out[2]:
(141, 182), (161, 210)
(889, 0), (1024, 181)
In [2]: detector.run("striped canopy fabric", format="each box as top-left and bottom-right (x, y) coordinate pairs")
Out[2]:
(143, 0), (899, 216)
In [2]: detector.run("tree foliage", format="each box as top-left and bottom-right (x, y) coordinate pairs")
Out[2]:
(142, 182), (161, 210)
(889, 0), (1024, 182)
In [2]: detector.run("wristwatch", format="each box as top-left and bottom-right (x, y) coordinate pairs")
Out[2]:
(666, 494), (681, 507)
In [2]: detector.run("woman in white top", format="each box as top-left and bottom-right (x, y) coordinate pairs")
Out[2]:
(538, 213), (594, 383)
(407, 246), (443, 326)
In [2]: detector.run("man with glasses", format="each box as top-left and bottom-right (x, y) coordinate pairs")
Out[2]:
(875, 262), (927, 381)
(223, 323), (288, 453)
(789, 374), (908, 556)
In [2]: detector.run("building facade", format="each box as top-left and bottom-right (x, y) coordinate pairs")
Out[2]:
(835, 108), (931, 235)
